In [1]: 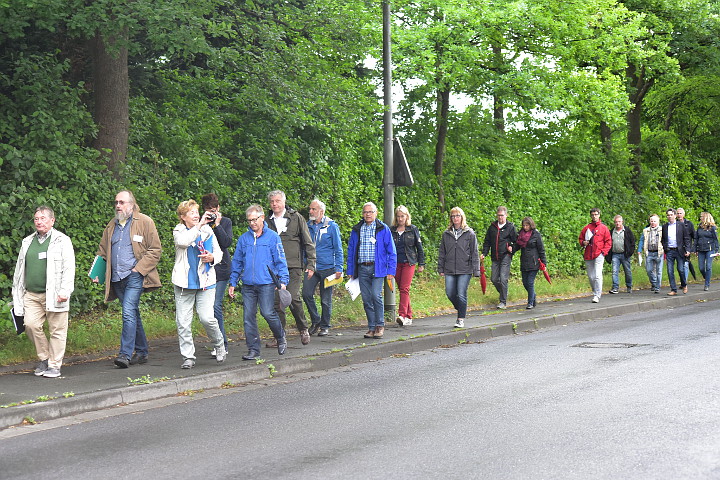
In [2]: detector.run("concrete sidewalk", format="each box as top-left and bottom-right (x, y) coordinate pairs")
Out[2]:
(2, 286), (718, 430)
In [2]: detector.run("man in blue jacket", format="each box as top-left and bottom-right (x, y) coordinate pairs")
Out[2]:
(347, 202), (396, 339)
(228, 205), (289, 360)
(303, 199), (344, 337)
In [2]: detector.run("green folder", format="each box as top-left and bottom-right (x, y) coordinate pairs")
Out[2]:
(88, 255), (106, 284)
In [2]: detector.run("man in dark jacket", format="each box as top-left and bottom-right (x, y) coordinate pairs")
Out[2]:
(662, 208), (692, 295)
(606, 215), (636, 294)
(267, 190), (316, 346)
(202, 193), (233, 355)
(481, 206), (517, 309)
(676, 207), (695, 282)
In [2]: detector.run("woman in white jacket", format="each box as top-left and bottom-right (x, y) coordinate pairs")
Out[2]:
(172, 200), (226, 369)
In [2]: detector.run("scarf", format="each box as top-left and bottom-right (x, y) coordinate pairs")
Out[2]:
(516, 229), (532, 248)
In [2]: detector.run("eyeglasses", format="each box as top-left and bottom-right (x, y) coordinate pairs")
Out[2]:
(247, 216), (262, 224)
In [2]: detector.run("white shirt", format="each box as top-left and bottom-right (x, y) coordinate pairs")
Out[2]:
(667, 222), (677, 248)
(272, 209), (288, 233)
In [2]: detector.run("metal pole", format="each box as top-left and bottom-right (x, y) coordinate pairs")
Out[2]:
(382, 0), (395, 319)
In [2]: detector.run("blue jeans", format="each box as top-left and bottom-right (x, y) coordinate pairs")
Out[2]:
(444, 274), (471, 319)
(645, 251), (663, 291)
(358, 264), (385, 329)
(666, 249), (687, 292)
(111, 271), (148, 358)
(611, 254), (632, 290)
(214, 279), (228, 349)
(241, 284), (285, 354)
(521, 270), (538, 306)
(302, 268), (335, 329)
(698, 251), (715, 287)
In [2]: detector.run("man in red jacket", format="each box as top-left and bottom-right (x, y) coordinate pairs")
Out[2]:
(578, 208), (612, 303)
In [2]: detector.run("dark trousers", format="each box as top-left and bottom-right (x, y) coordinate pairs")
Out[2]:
(275, 267), (307, 332)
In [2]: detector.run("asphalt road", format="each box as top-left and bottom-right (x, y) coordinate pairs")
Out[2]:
(3, 301), (720, 479)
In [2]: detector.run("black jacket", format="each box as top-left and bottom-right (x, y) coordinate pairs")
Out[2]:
(517, 229), (547, 272)
(391, 225), (425, 266)
(695, 226), (719, 252)
(482, 221), (517, 261)
(661, 221), (692, 257)
(606, 226), (636, 262)
(211, 216), (233, 281)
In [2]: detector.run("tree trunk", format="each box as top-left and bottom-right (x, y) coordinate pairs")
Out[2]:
(434, 87), (450, 211)
(600, 121), (612, 158)
(90, 31), (129, 177)
(493, 94), (505, 133)
(626, 63), (653, 194)
(492, 43), (505, 134)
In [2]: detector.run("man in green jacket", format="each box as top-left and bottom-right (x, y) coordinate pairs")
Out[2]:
(266, 190), (316, 346)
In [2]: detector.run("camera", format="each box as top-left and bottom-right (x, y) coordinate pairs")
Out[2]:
(206, 213), (217, 223)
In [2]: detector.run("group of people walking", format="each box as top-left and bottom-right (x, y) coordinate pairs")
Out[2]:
(11, 192), (717, 378)
(579, 207), (718, 303)
(438, 206), (547, 329)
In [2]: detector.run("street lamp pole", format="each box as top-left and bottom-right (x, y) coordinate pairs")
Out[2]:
(382, 0), (396, 319)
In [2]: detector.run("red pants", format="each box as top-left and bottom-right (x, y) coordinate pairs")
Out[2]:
(395, 262), (416, 319)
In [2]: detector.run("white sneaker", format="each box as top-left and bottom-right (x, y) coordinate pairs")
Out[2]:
(210, 348), (217, 357)
(396, 316), (405, 326)
(497, 303), (507, 310)
(454, 319), (464, 328)
(592, 296), (599, 303)
(43, 368), (61, 378)
(215, 346), (226, 364)
(405, 318), (412, 326)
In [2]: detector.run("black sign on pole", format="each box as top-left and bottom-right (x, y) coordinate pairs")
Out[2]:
(393, 138), (414, 187)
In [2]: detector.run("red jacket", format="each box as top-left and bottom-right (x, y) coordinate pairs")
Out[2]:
(578, 221), (612, 260)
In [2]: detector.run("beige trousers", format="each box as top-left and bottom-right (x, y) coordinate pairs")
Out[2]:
(23, 291), (68, 369)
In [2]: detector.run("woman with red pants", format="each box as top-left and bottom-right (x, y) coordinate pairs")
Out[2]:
(391, 206), (425, 326)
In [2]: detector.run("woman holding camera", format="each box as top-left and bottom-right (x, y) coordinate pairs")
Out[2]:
(172, 199), (226, 369)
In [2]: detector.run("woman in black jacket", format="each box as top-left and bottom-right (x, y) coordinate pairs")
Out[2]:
(391, 206), (425, 326)
(695, 212), (719, 291)
(515, 217), (547, 309)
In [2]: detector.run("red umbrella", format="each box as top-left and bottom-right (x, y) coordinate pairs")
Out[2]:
(480, 259), (487, 294)
(539, 259), (552, 284)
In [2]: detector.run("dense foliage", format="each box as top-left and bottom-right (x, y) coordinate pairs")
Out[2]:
(2, 0), (720, 337)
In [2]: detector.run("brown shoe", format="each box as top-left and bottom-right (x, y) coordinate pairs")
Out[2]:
(300, 329), (310, 345)
(363, 330), (375, 338)
(667, 291), (677, 296)
(683, 286), (688, 294)
(265, 338), (279, 348)
(373, 326), (385, 339)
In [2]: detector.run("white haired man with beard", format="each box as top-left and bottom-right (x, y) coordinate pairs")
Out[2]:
(93, 190), (162, 368)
